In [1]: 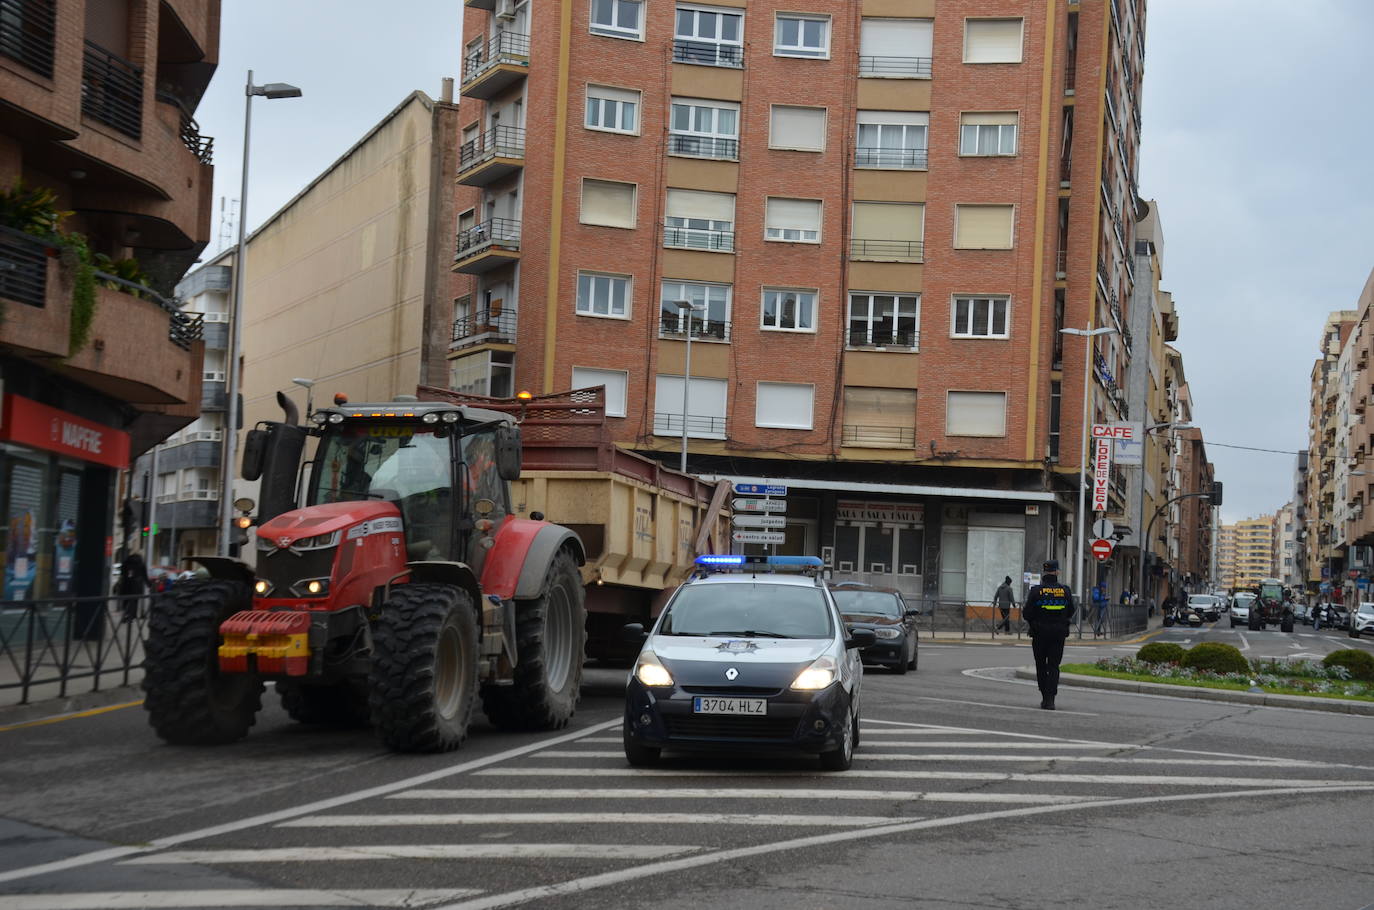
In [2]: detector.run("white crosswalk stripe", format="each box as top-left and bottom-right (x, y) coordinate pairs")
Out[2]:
(123, 844), (699, 864)
(388, 787), (1087, 804)
(280, 812), (902, 827)
(0, 891), (480, 909)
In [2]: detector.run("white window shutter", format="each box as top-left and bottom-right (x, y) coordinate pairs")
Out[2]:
(852, 202), (923, 242)
(857, 110), (929, 127)
(766, 198), (821, 232)
(581, 179), (636, 228)
(666, 189), (735, 221)
(954, 204), (1014, 248)
(756, 382), (815, 430)
(860, 18), (933, 58)
(770, 105), (826, 150)
(947, 391), (1007, 436)
(965, 18), (1023, 63)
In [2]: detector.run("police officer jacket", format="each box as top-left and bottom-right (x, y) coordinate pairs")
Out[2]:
(1024, 578), (1076, 636)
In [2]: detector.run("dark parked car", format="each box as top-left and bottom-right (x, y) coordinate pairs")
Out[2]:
(831, 584), (919, 674)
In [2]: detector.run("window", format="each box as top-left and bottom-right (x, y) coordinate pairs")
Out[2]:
(674, 5), (744, 67)
(859, 18), (933, 77)
(856, 111), (929, 169)
(954, 204), (1015, 249)
(450, 349), (515, 398)
(590, 0), (643, 39)
(964, 18), (1024, 64)
(664, 189), (735, 252)
(769, 105), (826, 151)
(774, 13), (830, 58)
(571, 367), (629, 417)
(576, 272), (631, 318)
(756, 382), (815, 430)
(580, 179), (637, 228)
(843, 387), (917, 448)
(765, 198), (821, 243)
(960, 112), (1018, 155)
(660, 280), (731, 340)
(952, 296), (1010, 338)
(848, 292), (920, 348)
(851, 202), (924, 261)
(761, 288), (816, 332)
(654, 375), (728, 438)
(585, 85), (640, 133)
(668, 97), (739, 159)
(947, 391), (1007, 437)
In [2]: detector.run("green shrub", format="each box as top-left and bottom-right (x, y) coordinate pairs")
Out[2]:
(1180, 642), (1250, 675)
(1137, 641), (1185, 665)
(1322, 649), (1374, 682)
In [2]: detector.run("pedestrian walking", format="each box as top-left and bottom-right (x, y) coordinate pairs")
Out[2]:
(1313, 602), (1324, 631)
(116, 547), (149, 623)
(993, 575), (1016, 633)
(1092, 582), (1109, 637)
(1023, 560), (1076, 710)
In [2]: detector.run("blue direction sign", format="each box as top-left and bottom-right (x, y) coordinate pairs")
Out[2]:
(734, 483), (787, 496)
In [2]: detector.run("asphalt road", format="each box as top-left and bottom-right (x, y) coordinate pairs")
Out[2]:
(1, 627), (1371, 910)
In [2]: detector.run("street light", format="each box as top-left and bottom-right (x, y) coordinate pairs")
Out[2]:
(670, 299), (705, 473)
(1059, 324), (1118, 626)
(1135, 421), (1191, 614)
(220, 71), (302, 557)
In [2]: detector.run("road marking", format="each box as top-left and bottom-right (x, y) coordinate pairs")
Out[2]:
(393, 787), (1089, 805)
(0, 890), (480, 909)
(839, 754), (1305, 766)
(907, 694), (1098, 716)
(281, 812), (900, 828)
(0, 718), (622, 886)
(423, 785), (1374, 910)
(0, 700), (145, 734)
(125, 844), (698, 864)
(1238, 633), (1250, 650)
(531, 742), (1149, 754)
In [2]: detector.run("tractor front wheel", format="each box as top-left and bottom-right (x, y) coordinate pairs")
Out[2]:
(142, 581), (264, 745)
(483, 549), (587, 730)
(369, 584), (480, 753)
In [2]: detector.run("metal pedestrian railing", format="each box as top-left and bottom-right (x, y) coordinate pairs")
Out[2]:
(0, 594), (151, 707)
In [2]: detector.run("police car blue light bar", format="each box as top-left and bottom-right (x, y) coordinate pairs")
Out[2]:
(694, 555), (823, 568)
(696, 555), (746, 565)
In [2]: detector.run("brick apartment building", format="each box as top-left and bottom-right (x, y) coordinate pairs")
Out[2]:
(1228, 515), (1274, 591)
(1306, 309), (1357, 596)
(0, 0), (217, 598)
(450, 0), (1148, 603)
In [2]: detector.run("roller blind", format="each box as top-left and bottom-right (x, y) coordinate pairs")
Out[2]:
(964, 18), (1023, 63)
(571, 367), (629, 417)
(588, 84), (639, 104)
(666, 189), (735, 221)
(766, 198), (821, 232)
(770, 105), (825, 150)
(857, 110), (929, 126)
(852, 202), (923, 241)
(844, 387), (916, 429)
(581, 179), (636, 228)
(954, 204), (1013, 248)
(860, 18), (933, 58)
(946, 391), (1007, 436)
(960, 111), (1017, 126)
(756, 382), (815, 430)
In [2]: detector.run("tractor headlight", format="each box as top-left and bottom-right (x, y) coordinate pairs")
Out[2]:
(253, 579), (274, 596)
(422, 412), (440, 424)
(291, 578), (330, 597)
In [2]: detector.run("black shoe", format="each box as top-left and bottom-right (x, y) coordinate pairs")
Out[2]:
(1042, 696), (1056, 710)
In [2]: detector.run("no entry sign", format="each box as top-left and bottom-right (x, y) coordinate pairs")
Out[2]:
(1090, 538), (1114, 561)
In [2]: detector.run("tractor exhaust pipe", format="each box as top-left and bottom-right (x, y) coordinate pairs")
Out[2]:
(276, 390), (300, 427)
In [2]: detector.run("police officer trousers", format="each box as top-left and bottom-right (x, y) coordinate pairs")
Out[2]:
(1031, 629), (1069, 696)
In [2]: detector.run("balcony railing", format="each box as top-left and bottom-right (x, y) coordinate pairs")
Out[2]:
(456, 218), (521, 259)
(155, 90), (214, 164)
(659, 314), (732, 342)
(663, 225), (735, 253)
(667, 134), (738, 160)
(858, 56), (932, 78)
(849, 238), (924, 262)
(0, 0), (55, 78)
(0, 225), (50, 309)
(452, 307), (517, 343)
(653, 412), (728, 437)
(672, 39), (743, 68)
(1056, 248), (1067, 276)
(1065, 61), (1077, 93)
(847, 328), (919, 350)
(460, 125), (525, 172)
(842, 425), (915, 448)
(855, 147), (928, 169)
(462, 31), (530, 85)
(82, 40), (143, 139)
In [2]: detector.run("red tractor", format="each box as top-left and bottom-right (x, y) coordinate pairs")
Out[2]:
(142, 393), (586, 752)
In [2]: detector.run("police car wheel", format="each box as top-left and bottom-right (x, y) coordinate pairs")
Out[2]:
(820, 708), (857, 771)
(622, 727), (660, 766)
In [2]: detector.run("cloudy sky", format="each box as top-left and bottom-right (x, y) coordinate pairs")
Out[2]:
(194, 0), (1374, 524)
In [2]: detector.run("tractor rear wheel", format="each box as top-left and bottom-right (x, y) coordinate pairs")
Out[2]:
(142, 580), (264, 745)
(279, 680), (370, 727)
(1248, 612), (1262, 631)
(369, 584), (480, 753)
(483, 549), (587, 731)
(1280, 613), (1295, 633)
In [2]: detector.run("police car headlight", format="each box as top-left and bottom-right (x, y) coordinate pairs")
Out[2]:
(633, 651), (674, 687)
(873, 628), (901, 640)
(790, 656), (837, 691)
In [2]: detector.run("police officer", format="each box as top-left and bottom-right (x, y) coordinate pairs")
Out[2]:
(1023, 559), (1077, 710)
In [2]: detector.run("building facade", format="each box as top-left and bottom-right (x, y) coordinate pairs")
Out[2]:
(1231, 515), (1274, 590)
(1305, 310), (1356, 598)
(452, 0), (1156, 602)
(0, 0), (218, 598)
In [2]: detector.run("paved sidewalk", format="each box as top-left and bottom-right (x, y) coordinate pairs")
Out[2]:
(925, 607), (1167, 647)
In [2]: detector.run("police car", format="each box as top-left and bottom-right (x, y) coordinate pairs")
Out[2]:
(622, 555), (875, 771)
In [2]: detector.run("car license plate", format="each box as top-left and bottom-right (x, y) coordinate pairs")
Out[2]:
(692, 697), (766, 715)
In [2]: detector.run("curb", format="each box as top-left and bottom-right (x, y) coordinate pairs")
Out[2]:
(1014, 667), (1374, 716)
(0, 685), (146, 731)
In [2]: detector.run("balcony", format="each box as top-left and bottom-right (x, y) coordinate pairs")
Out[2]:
(457, 126), (525, 186)
(847, 328), (919, 351)
(464, 0), (496, 8)
(842, 424), (915, 448)
(0, 0), (55, 78)
(672, 39), (743, 68)
(659, 314), (731, 342)
(855, 147), (928, 170)
(849, 238), (924, 263)
(82, 40), (143, 140)
(663, 224), (734, 253)
(201, 380), (226, 411)
(155, 90), (214, 164)
(453, 218), (521, 274)
(451, 306), (517, 350)
(858, 56), (932, 78)
(462, 32), (529, 101)
(667, 134), (738, 161)
(653, 412), (727, 439)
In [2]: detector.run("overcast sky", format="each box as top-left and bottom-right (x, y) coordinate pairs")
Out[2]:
(195, 0), (1374, 525)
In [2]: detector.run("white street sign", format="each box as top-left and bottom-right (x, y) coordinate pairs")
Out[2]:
(731, 514), (787, 529)
(1092, 518), (1115, 539)
(732, 498), (787, 513)
(732, 530), (786, 544)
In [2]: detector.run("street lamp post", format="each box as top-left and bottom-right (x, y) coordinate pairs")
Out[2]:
(220, 72), (302, 557)
(1059, 323), (1117, 634)
(670, 299), (705, 473)
(1135, 421), (1191, 615)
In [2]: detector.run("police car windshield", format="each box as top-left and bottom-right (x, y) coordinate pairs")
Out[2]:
(661, 583), (833, 639)
(831, 590), (902, 618)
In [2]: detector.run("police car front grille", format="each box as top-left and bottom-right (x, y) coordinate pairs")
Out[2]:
(665, 715), (800, 741)
(680, 686), (778, 696)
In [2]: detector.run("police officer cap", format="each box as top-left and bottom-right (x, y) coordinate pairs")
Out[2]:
(1042, 560), (1060, 573)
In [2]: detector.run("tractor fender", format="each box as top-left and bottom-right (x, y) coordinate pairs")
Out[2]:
(404, 560), (482, 608)
(481, 520), (585, 601)
(190, 555), (256, 584)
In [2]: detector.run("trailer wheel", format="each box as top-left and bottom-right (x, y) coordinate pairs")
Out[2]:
(1248, 612), (1262, 632)
(1280, 613), (1295, 633)
(142, 580), (264, 745)
(369, 583), (480, 753)
(483, 548), (587, 731)
(279, 680), (370, 728)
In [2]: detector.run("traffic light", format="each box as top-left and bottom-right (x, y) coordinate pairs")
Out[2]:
(233, 513), (254, 549)
(1209, 481), (1224, 507)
